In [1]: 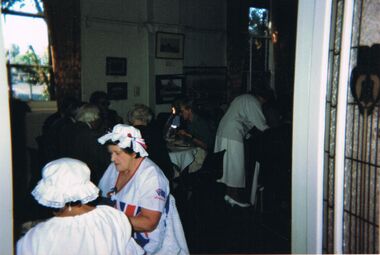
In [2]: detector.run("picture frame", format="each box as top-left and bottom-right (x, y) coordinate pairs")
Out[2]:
(107, 82), (128, 100)
(155, 32), (185, 59)
(156, 74), (185, 104)
(106, 57), (127, 76)
(184, 66), (227, 103)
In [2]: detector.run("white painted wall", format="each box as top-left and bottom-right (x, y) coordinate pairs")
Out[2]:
(81, 0), (150, 122)
(181, 0), (226, 66)
(0, 8), (14, 255)
(81, 0), (226, 119)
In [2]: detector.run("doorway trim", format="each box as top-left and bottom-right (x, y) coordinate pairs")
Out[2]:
(292, 0), (332, 253)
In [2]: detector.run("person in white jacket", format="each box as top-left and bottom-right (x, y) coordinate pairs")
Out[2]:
(17, 158), (143, 255)
(214, 88), (273, 207)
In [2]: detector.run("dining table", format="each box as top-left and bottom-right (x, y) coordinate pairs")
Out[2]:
(166, 139), (198, 178)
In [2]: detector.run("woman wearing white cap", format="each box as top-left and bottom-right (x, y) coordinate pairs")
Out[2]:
(98, 124), (188, 255)
(16, 158), (144, 255)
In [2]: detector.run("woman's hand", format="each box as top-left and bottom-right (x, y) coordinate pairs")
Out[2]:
(129, 207), (162, 232)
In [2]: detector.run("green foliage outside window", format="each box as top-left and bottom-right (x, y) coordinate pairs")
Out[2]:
(2, 0), (51, 101)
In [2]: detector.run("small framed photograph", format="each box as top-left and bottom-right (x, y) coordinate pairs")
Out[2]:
(155, 32), (185, 59)
(106, 57), (127, 76)
(156, 75), (185, 104)
(107, 82), (128, 100)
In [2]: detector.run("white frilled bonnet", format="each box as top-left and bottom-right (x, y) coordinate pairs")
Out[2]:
(32, 158), (99, 208)
(97, 124), (149, 157)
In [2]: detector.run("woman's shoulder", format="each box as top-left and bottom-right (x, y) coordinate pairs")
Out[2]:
(137, 158), (169, 185)
(96, 204), (124, 215)
(95, 205), (133, 224)
(98, 163), (118, 195)
(17, 217), (64, 245)
(100, 163), (117, 179)
(140, 158), (166, 174)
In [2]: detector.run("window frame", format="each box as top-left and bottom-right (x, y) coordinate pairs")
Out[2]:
(1, 2), (55, 102)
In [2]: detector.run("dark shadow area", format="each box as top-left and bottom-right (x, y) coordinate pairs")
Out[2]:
(173, 182), (291, 254)
(173, 123), (292, 254)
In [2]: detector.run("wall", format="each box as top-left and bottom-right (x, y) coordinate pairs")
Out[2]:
(81, 0), (150, 121)
(181, 0), (226, 67)
(0, 8), (14, 255)
(81, 0), (226, 120)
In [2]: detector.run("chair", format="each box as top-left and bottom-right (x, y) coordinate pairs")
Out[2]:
(182, 149), (226, 200)
(155, 112), (171, 134)
(195, 149), (225, 180)
(174, 151), (226, 252)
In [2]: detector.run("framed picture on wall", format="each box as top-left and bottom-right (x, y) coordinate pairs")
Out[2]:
(156, 74), (185, 104)
(106, 57), (127, 76)
(155, 32), (184, 59)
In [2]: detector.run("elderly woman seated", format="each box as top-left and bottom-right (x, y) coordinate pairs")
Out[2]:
(127, 104), (174, 180)
(57, 103), (109, 184)
(16, 158), (143, 255)
(98, 124), (189, 255)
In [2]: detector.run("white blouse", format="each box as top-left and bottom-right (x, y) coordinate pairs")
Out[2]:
(16, 205), (143, 255)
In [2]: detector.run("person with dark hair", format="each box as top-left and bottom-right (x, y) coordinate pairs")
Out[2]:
(214, 88), (273, 207)
(89, 91), (123, 129)
(173, 96), (214, 151)
(98, 124), (188, 254)
(38, 96), (82, 166)
(128, 104), (174, 180)
(41, 96), (81, 134)
(16, 158), (143, 255)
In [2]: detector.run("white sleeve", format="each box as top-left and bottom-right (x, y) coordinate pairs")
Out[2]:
(16, 237), (29, 255)
(244, 97), (268, 131)
(98, 163), (115, 197)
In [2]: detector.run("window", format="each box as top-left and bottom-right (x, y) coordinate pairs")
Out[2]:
(248, 6), (271, 86)
(248, 7), (269, 37)
(1, 0), (53, 101)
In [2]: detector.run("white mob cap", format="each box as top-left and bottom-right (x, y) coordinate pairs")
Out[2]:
(32, 158), (99, 208)
(97, 124), (148, 157)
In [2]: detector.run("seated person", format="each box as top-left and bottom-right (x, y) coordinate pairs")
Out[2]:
(89, 91), (123, 129)
(98, 124), (189, 255)
(58, 103), (110, 184)
(128, 104), (174, 180)
(172, 97), (215, 174)
(41, 96), (81, 135)
(17, 158), (143, 255)
(38, 96), (82, 165)
(173, 96), (214, 151)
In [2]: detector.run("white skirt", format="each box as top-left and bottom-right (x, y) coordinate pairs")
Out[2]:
(214, 136), (245, 188)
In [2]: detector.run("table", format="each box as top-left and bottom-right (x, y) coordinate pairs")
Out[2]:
(167, 144), (197, 173)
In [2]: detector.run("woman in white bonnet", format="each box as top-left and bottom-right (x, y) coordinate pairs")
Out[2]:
(98, 124), (188, 255)
(16, 158), (143, 255)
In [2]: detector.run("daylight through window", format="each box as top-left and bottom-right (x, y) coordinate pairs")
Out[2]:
(1, 0), (53, 101)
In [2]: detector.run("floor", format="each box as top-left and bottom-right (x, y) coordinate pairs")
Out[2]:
(173, 176), (291, 254)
